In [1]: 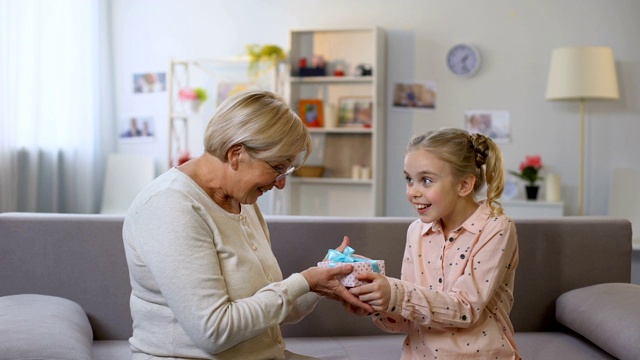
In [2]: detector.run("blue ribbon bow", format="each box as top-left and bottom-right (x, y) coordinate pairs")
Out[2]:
(324, 246), (380, 273)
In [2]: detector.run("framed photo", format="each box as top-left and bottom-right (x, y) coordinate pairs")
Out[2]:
(299, 99), (324, 127)
(338, 97), (373, 127)
(133, 72), (166, 93)
(464, 110), (511, 144)
(118, 115), (155, 143)
(392, 81), (436, 110)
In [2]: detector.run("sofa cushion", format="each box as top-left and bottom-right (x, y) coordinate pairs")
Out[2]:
(556, 283), (640, 360)
(285, 335), (406, 359)
(0, 294), (93, 360)
(92, 340), (132, 360)
(514, 332), (615, 360)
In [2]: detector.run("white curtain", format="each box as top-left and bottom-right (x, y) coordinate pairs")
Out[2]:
(0, 0), (114, 213)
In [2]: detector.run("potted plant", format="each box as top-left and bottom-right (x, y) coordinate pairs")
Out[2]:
(246, 44), (286, 79)
(179, 87), (208, 113)
(509, 155), (543, 200)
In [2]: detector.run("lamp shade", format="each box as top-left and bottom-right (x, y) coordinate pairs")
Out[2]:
(545, 47), (619, 100)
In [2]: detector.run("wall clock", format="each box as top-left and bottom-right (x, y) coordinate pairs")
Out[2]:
(446, 44), (481, 77)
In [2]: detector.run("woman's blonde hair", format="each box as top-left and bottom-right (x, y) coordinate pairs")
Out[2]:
(407, 128), (505, 216)
(204, 89), (311, 166)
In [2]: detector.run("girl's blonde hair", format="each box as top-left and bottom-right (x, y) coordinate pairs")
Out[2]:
(407, 128), (505, 216)
(204, 90), (311, 166)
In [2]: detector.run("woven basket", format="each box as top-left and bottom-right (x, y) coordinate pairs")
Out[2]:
(294, 166), (325, 178)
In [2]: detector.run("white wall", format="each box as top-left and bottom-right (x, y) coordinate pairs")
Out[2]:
(111, 0), (640, 217)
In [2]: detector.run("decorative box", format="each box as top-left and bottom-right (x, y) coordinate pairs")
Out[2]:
(298, 67), (326, 77)
(317, 246), (385, 287)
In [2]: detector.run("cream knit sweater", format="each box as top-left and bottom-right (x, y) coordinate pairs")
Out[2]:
(123, 168), (320, 359)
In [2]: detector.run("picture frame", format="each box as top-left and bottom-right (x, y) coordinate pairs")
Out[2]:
(392, 81), (436, 110)
(299, 99), (324, 127)
(118, 115), (155, 143)
(133, 72), (166, 93)
(464, 110), (511, 144)
(337, 97), (373, 127)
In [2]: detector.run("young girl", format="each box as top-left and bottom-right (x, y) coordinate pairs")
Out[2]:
(350, 128), (520, 359)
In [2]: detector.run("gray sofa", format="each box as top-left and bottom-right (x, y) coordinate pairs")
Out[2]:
(1, 212), (638, 360)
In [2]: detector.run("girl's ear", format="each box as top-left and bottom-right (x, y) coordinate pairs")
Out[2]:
(227, 144), (243, 170)
(458, 174), (476, 197)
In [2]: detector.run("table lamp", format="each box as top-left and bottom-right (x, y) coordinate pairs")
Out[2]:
(545, 46), (619, 215)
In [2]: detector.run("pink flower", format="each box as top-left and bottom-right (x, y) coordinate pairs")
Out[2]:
(179, 88), (197, 100)
(510, 155), (543, 186)
(519, 155), (543, 172)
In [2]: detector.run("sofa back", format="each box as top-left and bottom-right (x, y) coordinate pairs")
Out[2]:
(0, 213), (132, 340)
(0, 213), (631, 340)
(269, 216), (632, 336)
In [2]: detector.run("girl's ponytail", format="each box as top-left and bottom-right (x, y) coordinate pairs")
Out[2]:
(470, 133), (505, 216)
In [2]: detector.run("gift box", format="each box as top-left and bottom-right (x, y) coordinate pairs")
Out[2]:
(318, 260), (385, 287)
(317, 246), (385, 287)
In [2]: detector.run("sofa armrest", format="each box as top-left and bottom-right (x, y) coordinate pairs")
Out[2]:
(556, 283), (640, 360)
(0, 294), (94, 360)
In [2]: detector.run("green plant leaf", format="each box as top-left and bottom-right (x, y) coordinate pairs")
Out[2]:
(194, 87), (208, 102)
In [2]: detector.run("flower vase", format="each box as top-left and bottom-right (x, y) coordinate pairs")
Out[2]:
(190, 100), (202, 113)
(525, 185), (539, 201)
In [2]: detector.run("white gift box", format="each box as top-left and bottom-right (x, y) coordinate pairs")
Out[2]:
(317, 260), (385, 287)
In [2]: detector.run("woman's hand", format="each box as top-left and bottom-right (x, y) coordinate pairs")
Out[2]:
(340, 298), (372, 316)
(348, 272), (391, 312)
(301, 265), (374, 313)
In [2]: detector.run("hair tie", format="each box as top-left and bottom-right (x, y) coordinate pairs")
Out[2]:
(475, 151), (486, 168)
(470, 134), (488, 168)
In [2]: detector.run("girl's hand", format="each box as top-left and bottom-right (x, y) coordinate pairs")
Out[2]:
(348, 272), (391, 312)
(340, 298), (372, 317)
(322, 236), (350, 262)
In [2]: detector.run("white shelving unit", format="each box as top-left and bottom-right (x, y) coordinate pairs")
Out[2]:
(280, 27), (386, 217)
(502, 200), (565, 219)
(167, 57), (285, 166)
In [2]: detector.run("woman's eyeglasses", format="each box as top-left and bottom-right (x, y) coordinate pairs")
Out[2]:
(265, 162), (295, 182)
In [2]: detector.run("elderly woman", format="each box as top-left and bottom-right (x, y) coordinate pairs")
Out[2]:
(123, 90), (370, 360)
